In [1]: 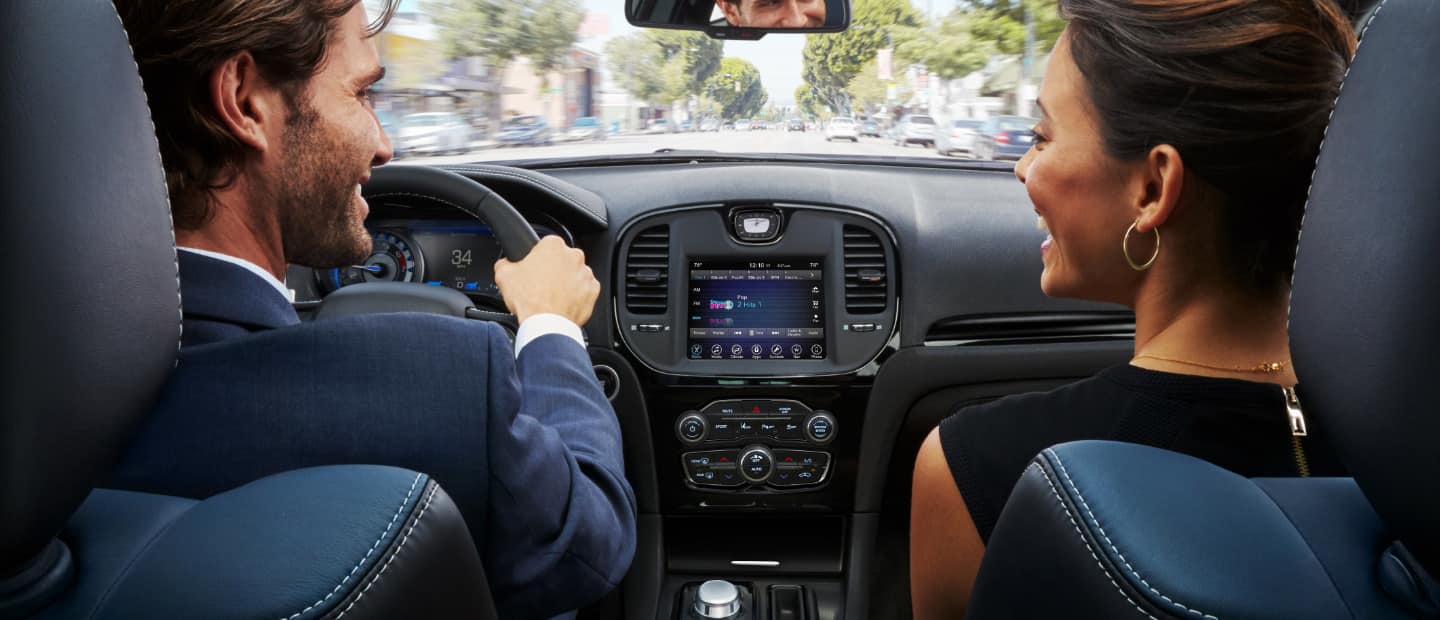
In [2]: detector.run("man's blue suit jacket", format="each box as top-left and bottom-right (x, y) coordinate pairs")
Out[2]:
(109, 251), (637, 618)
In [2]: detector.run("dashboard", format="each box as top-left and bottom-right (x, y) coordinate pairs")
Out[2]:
(291, 159), (1134, 620)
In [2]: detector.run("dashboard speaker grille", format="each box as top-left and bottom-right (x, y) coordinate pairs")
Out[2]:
(843, 225), (887, 314)
(625, 225), (670, 314)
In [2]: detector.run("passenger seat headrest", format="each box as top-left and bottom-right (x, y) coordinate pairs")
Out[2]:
(1289, 0), (1440, 579)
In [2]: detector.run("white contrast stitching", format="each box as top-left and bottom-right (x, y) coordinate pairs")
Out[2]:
(1286, 0), (1388, 331)
(1046, 449), (1221, 620)
(107, 2), (183, 361)
(277, 472), (423, 620)
(367, 191), (473, 216)
(334, 481), (442, 619)
(1027, 463), (1158, 620)
(445, 166), (588, 212)
(446, 165), (605, 222)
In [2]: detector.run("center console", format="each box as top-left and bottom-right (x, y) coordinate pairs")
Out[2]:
(614, 204), (899, 620)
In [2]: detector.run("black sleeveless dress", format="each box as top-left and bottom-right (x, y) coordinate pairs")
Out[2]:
(937, 363), (1344, 542)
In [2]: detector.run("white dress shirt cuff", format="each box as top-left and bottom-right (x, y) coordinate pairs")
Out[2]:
(514, 313), (585, 357)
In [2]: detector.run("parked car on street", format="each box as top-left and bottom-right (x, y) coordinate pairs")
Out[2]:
(645, 118), (673, 134)
(700, 118), (720, 132)
(860, 120), (881, 138)
(733, 119), (751, 131)
(972, 115), (1039, 161)
(396, 112), (470, 157)
(892, 114), (937, 148)
(935, 119), (984, 157)
(787, 118), (805, 132)
(497, 114), (552, 146)
(565, 116), (606, 142)
(825, 117), (859, 142)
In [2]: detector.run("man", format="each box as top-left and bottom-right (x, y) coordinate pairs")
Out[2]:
(715, 0), (826, 28)
(107, 1), (634, 617)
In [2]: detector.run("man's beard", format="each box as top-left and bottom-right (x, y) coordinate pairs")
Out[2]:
(275, 102), (372, 269)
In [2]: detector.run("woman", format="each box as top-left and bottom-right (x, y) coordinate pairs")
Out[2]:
(909, 1), (1359, 617)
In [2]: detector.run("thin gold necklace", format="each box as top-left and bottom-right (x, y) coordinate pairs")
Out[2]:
(1132, 354), (1290, 374)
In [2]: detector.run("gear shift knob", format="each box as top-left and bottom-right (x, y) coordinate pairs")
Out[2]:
(692, 579), (742, 619)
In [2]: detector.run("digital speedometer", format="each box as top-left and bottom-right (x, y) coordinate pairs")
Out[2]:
(315, 230), (424, 293)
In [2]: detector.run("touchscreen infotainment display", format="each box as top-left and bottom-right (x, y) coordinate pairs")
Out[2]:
(687, 259), (825, 360)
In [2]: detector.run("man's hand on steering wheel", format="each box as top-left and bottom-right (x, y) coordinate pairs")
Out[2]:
(494, 236), (600, 326)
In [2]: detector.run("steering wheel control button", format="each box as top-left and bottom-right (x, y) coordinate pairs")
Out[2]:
(805, 412), (836, 445)
(739, 446), (774, 483)
(676, 413), (708, 445)
(693, 579), (743, 619)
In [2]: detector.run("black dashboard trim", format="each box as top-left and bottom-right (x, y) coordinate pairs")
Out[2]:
(442, 163), (608, 228)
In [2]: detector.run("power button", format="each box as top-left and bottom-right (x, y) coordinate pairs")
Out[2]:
(676, 413), (707, 445)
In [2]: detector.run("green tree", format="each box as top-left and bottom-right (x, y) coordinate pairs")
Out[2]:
(795, 84), (820, 118)
(524, 0), (585, 91)
(957, 0), (1063, 55)
(648, 31), (724, 102)
(706, 58), (767, 120)
(605, 34), (666, 104)
(605, 31), (723, 105)
(429, 0), (584, 117)
(846, 57), (910, 113)
(801, 0), (922, 113)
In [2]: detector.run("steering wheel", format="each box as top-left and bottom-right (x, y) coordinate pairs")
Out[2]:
(313, 165), (539, 332)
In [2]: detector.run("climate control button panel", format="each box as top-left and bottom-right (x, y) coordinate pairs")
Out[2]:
(683, 446), (831, 490)
(674, 399), (837, 448)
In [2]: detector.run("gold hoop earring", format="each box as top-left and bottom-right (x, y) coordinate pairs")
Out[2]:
(1123, 222), (1161, 271)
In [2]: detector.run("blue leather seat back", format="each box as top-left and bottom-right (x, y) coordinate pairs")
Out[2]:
(1289, 0), (1440, 578)
(969, 441), (1411, 619)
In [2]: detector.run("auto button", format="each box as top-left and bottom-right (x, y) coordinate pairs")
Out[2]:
(739, 445), (774, 484)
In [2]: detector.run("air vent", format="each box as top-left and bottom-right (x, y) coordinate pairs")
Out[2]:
(625, 225), (670, 314)
(843, 225), (887, 314)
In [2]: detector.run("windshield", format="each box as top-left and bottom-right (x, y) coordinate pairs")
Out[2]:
(995, 117), (1037, 131)
(367, 0), (1057, 163)
(403, 114), (445, 127)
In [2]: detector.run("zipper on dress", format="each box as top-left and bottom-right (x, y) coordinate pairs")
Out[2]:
(1283, 386), (1311, 477)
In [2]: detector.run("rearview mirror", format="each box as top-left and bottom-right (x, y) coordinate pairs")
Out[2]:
(626, 0), (850, 40)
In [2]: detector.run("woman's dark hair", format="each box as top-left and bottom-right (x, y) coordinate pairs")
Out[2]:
(114, 0), (399, 229)
(1057, 0), (1358, 292)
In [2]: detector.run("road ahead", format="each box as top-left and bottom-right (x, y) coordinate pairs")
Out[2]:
(393, 129), (970, 165)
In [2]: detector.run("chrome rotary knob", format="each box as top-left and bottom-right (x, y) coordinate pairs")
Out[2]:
(693, 579), (741, 619)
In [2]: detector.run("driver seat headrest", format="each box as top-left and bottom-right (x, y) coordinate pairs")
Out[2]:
(0, 0), (181, 574)
(1290, 0), (1440, 579)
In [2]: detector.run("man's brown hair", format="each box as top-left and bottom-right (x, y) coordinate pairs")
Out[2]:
(113, 0), (399, 229)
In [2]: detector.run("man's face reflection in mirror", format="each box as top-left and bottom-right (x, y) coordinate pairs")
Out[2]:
(716, 0), (825, 28)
